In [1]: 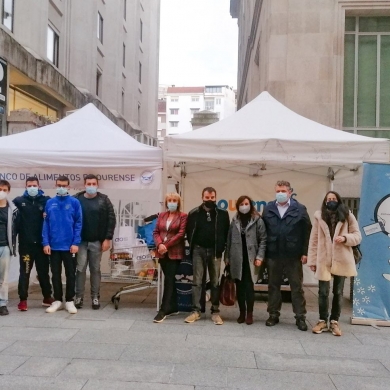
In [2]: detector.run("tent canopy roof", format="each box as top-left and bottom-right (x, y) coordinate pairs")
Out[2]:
(0, 103), (162, 168)
(164, 92), (389, 169)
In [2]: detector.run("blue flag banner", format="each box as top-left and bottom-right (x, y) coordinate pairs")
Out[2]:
(353, 163), (390, 323)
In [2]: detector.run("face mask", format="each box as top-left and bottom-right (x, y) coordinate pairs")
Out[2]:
(204, 200), (216, 209)
(276, 192), (288, 203)
(167, 202), (178, 211)
(27, 187), (39, 197)
(326, 201), (338, 211)
(85, 186), (97, 195)
(239, 205), (251, 214)
(56, 187), (68, 196)
(0, 191), (7, 200)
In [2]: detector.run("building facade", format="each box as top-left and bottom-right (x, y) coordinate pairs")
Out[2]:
(165, 85), (236, 134)
(230, 0), (390, 139)
(157, 99), (166, 144)
(0, 0), (160, 143)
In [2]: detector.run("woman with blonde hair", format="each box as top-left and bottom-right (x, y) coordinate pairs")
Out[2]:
(153, 193), (187, 323)
(308, 191), (361, 336)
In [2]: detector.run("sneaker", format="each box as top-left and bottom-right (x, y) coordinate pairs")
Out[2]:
(330, 320), (342, 336)
(46, 301), (64, 313)
(153, 311), (166, 323)
(92, 298), (100, 310)
(42, 297), (54, 307)
(74, 297), (83, 309)
(211, 313), (223, 325)
(65, 301), (77, 314)
(0, 306), (9, 316)
(166, 310), (179, 317)
(312, 320), (328, 334)
(184, 311), (201, 323)
(265, 316), (279, 326)
(18, 300), (28, 311)
(296, 318), (308, 331)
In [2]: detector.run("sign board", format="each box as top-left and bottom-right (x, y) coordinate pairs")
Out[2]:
(0, 58), (7, 105)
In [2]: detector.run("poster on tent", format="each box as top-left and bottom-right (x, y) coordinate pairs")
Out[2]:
(352, 163), (390, 323)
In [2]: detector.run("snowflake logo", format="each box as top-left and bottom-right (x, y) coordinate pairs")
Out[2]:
(353, 298), (360, 306)
(368, 285), (376, 293)
(357, 287), (365, 295)
(355, 278), (361, 286)
(362, 296), (370, 304)
(357, 307), (365, 315)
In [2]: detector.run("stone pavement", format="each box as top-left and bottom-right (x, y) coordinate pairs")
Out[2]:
(0, 280), (389, 390)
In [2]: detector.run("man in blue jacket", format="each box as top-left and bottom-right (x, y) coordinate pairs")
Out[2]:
(42, 176), (82, 314)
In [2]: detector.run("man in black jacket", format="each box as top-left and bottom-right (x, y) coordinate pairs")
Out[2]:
(13, 177), (53, 311)
(73, 174), (116, 309)
(262, 180), (312, 331)
(184, 187), (230, 325)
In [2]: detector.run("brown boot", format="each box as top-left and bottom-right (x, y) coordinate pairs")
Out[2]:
(246, 311), (253, 325)
(237, 311), (246, 324)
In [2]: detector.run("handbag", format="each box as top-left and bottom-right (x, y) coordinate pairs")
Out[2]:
(137, 219), (157, 247)
(352, 245), (362, 265)
(219, 265), (236, 306)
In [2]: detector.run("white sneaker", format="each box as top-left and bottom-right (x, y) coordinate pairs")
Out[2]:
(65, 301), (78, 314)
(46, 301), (64, 313)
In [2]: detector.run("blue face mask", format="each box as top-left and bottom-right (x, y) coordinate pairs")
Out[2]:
(167, 202), (178, 211)
(56, 187), (68, 196)
(27, 186), (39, 197)
(85, 186), (98, 195)
(276, 192), (288, 204)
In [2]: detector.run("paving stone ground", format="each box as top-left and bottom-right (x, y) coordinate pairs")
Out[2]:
(1, 279), (389, 389)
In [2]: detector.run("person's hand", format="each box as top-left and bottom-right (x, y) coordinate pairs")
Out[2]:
(102, 239), (111, 252)
(301, 255), (308, 264)
(310, 265), (316, 272)
(334, 236), (346, 244)
(158, 244), (167, 255)
(254, 259), (262, 267)
(43, 245), (51, 255)
(70, 245), (79, 254)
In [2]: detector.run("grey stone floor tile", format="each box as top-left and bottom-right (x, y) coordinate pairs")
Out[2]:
(0, 355), (29, 374)
(12, 356), (72, 377)
(0, 326), (78, 342)
(186, 334), (305, 354)
(109, 306), (164, 321)
(58, 359), (173, 383)
(2, 340), (126, 360)
(0, 341), (15, 352)
(352, 332), (390, 347)
(83, 379), (194, 390)
(378, 359), (390, 371)
(254, 352), (390, 377)
(70, 328), (187, 345)
(330, 374), (390, 389)
(169, 364), (228, 387)
(0, 316), (66, 328)
(120, 344), (256, 368)
(67, 304), (116, 320)
(227, 367), (336, 390)
(61, 318), (134, 330)
(0, 375), (87, 389)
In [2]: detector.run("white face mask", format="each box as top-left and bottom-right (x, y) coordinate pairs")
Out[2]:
(239, 204), (251, 214)
(0, 191), (8, 200)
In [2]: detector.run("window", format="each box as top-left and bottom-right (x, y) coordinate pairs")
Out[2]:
(97, 12), (103, 43)
(170, 121), (179, 127)
(190, 108), (200, 114)
(170, 108), (179, 115)
(122, 43), (126, 67)
(2, 0), (14, 32)
(191, 96), (199, 102)
(157, 130), (162, 138)
(343, 16), (390, 138)
(96, 70), (102, 97)
(124, 0), (127, 20)
(121, 90), (125, 114)
(216, 98), (221, 105)
(47, 26), (59, 67)
(205, 99), (215, 111)
(138, 62), (142, 84)
(171, 97), (178, 102)
(138, 102), (141, 126)
(140, 19), (143, 42)
(205, 86), (222, 93)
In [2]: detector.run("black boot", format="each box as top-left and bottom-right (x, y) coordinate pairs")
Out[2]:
(237, 311), (246, 324)
(265, 316), (279, 326)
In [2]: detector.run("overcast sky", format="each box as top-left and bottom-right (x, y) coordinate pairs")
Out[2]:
(159, 0), (238, 88)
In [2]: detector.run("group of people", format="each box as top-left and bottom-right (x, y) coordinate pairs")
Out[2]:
(153, 181), (362, 336)
(0, 174), (115, 315)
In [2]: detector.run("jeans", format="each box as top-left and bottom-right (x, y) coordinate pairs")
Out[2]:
(267, 257), (307, 319)
(18, 244), (52, 301)
(235, 257), (254, 313)
(159, 256), (180, 314)
(0, 246), (11, 307)
(192, 245), (221, 314)
(50, 251), (76, 302)
(318, 276), (346, 322)
(75, 241), (102, 299)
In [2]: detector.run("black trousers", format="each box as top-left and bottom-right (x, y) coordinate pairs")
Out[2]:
(318, 276), (346, 322)
(267, 258), (307, 319)
(235, 257), (254, 313)
(159, 257), (180, 314)
(18, 244), (52, 301)
(50, 251), (76, 302)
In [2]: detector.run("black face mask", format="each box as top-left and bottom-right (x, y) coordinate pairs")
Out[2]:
(326, 201), (338, 211)
(204, 200), (216, 209)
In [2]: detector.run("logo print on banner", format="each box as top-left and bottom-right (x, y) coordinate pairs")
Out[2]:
(140, 171), (154, 185)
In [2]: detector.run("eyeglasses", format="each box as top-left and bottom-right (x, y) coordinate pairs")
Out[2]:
(206, 211), (211, 222)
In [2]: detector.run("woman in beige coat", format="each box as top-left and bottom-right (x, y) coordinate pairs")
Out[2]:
(307, 191), (361, 336)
